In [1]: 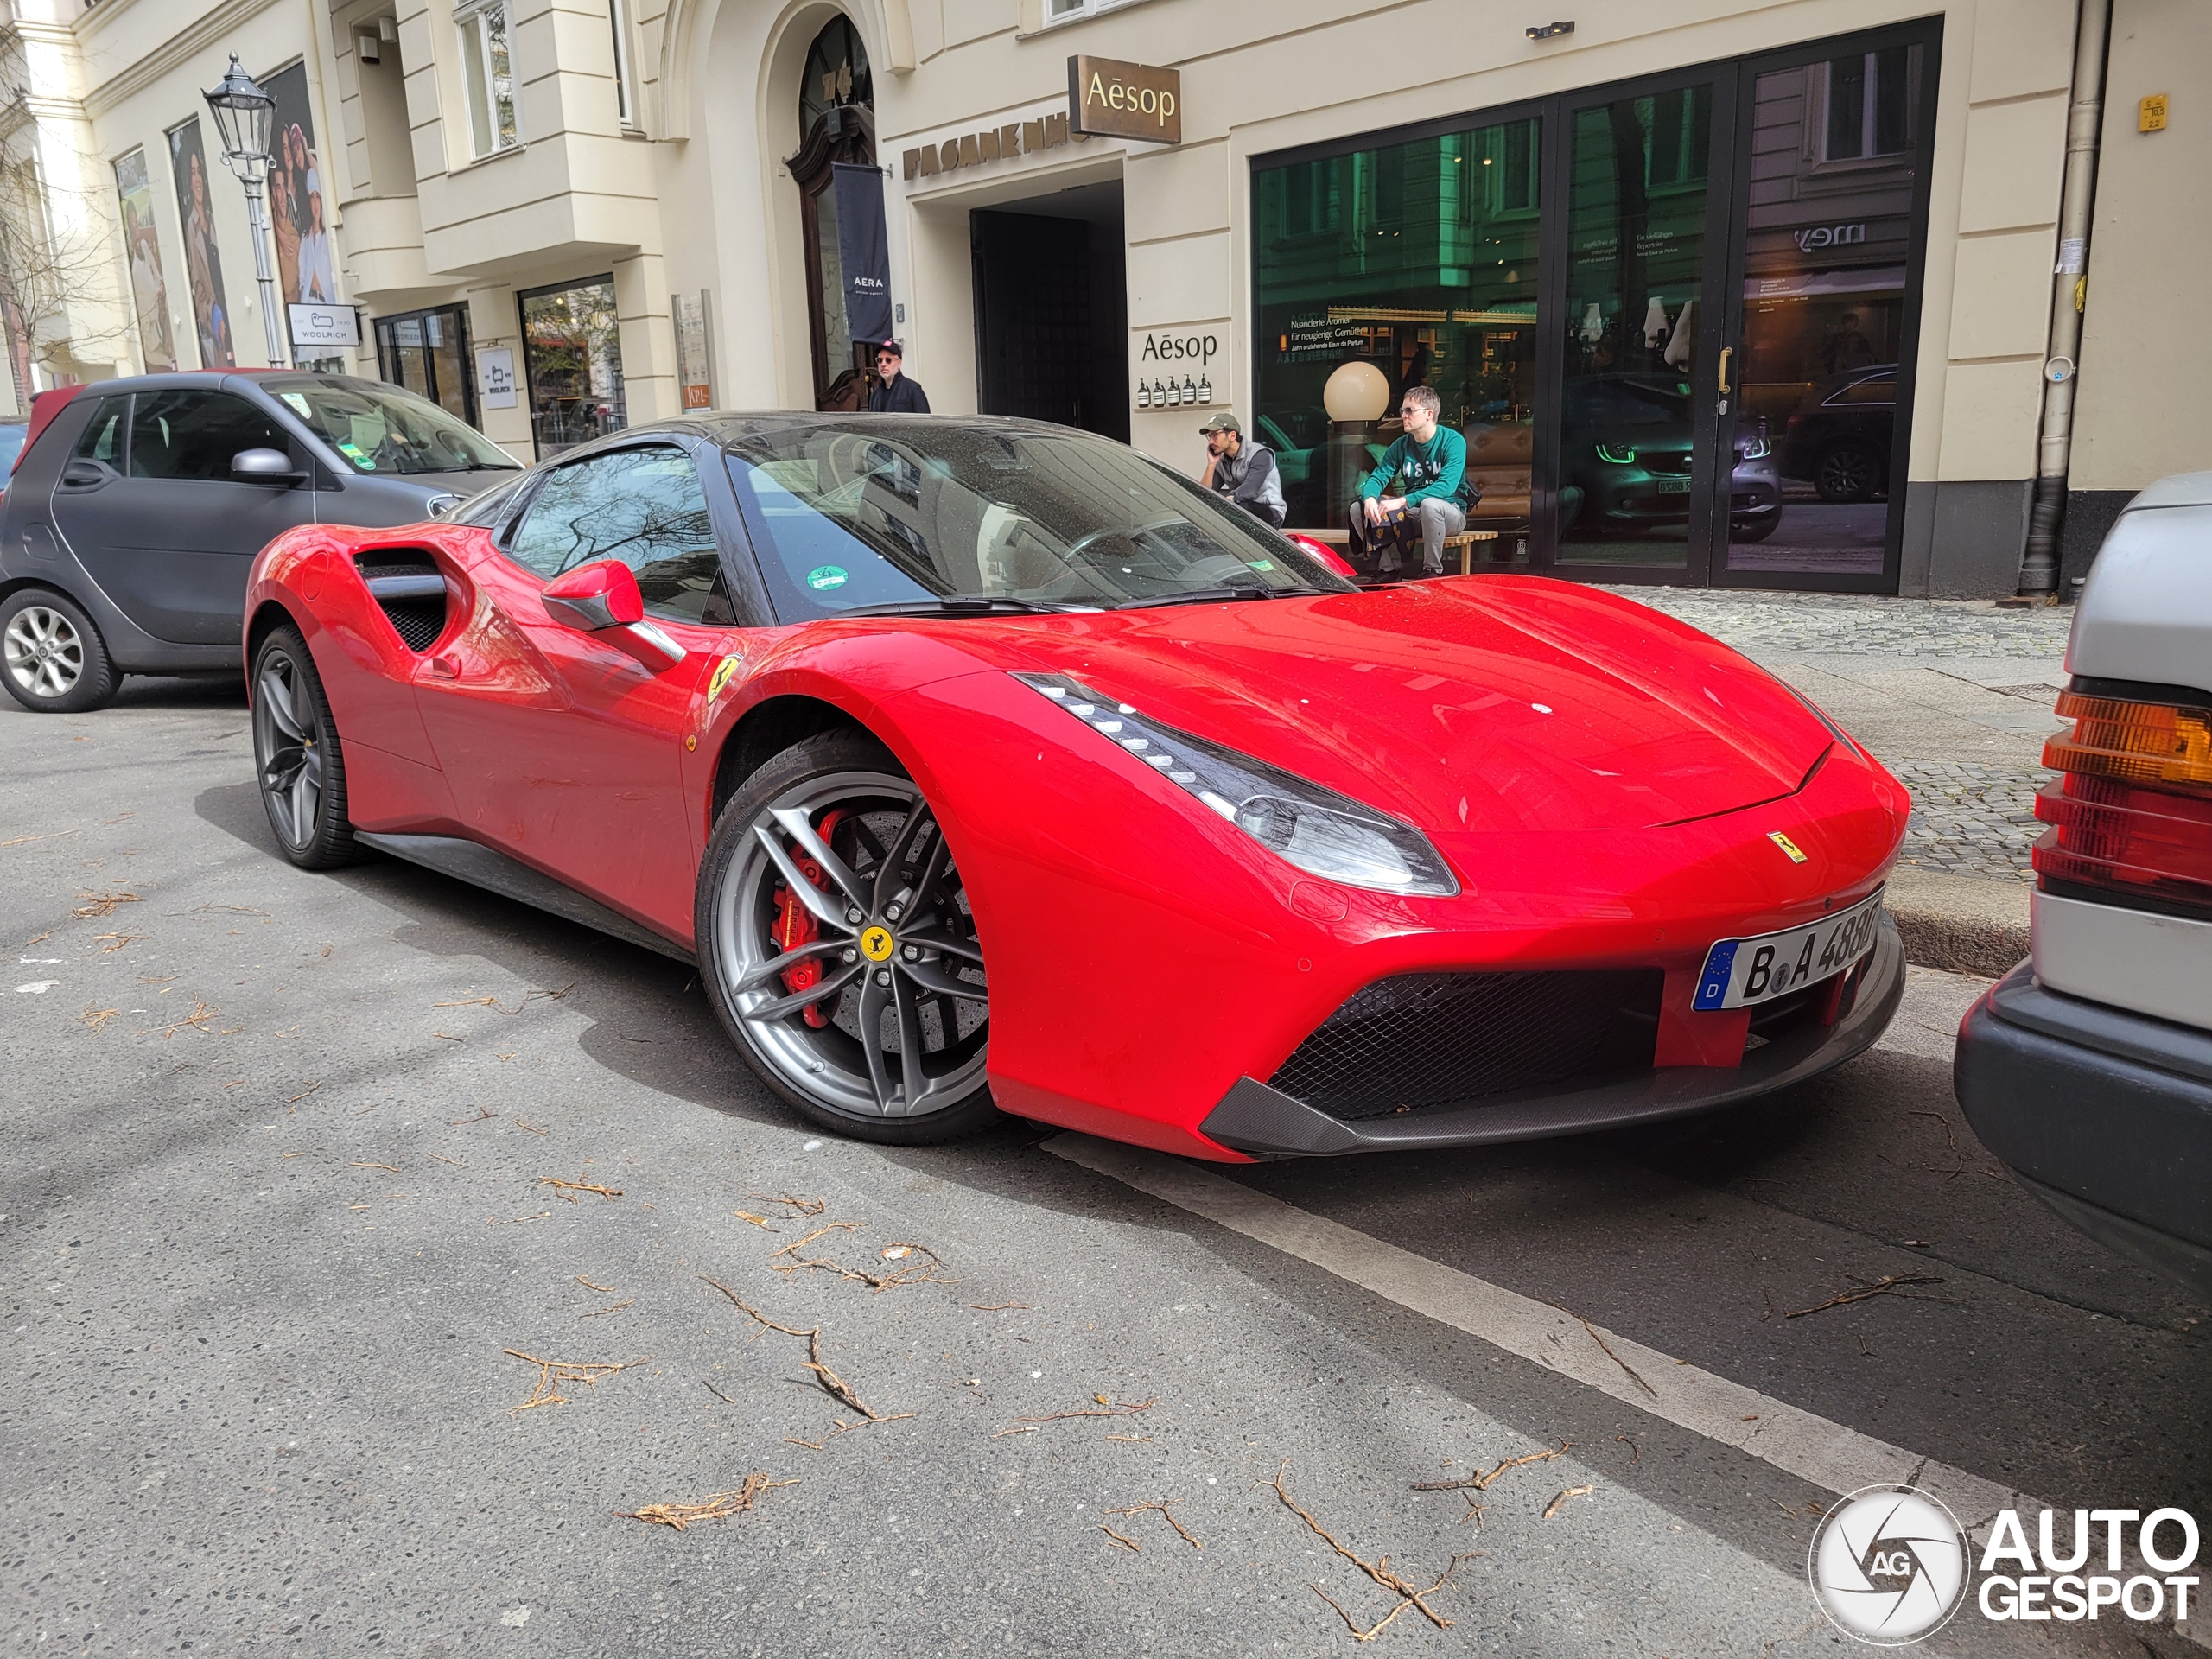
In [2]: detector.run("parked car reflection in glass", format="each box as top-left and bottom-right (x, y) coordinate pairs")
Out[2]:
(1559, 374), (1783, 544)
(1780, 364), (1894, 503)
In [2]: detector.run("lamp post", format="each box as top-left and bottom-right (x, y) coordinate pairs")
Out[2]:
(202, 53), (288, 369)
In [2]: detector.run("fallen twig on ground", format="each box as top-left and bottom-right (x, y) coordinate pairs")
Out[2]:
(581, 1300), (633, 1319)
(449, 1108), (499, 1127)
(1616, 1434), (1640, 1466)
(970, 1302), (1031, 1312)
(1543, 1484), (1595, 1520)
(352, 1161), (400, 1173)
(1411, 1440), (1572, 1494)
(1270, 1461), (1474, 1637)
(1563, 1309), (1656, 1399)
(288, 1081), (321, 1103)
(512, 1118), (550, 1137)
(505, 1349), (645, 1414)
(73, 890), (139, 918)
(732, 1211), (781, 1230)
(1907, 1109), (1959, 1152)
(79, 1006), (118, 1032)
(433, 983), (575, 1017)
(156, 998), (219, 1039)
(700, 1276), (911, 1427)
(615, 1473), (796, 1532)
(1106, 1499), (1202, 1550)
(1100, 1524), (1141, 1553)
(1784, 1274), (1948, 1319)
(996, 1395), (1155, 1437)
(703, 1380), (739, 1406)
(576, 1276), (615, 1294)
(750, 1192), (826, 1217)
(540, 1176), (623, 1202)
(93, 932), (143, 953)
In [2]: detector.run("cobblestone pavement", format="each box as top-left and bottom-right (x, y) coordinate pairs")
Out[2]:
(1605, 588), (2068, 881)
(1620, 588), (2074, 658)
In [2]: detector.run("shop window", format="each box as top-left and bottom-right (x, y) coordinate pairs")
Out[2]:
(374, 304), (478, 427)
(1046, 0), (1138, 20)
(518, 276), (626, 459)
(1824, 47), (1911, 161)
(455, 0), (520, 158)
(1255, 118), (1541, 542)
(1646, 86), (1712, 190)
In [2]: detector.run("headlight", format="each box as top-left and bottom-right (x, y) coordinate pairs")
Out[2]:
(1737, 433), (1772, 460)
(1594, 442), (1637, 464)
(1014, 672), (1459, 896)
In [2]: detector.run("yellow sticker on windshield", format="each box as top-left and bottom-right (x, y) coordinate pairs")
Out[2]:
(707, 655), (741, 702)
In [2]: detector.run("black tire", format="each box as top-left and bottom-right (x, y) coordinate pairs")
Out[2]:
(696, 730), (1000, 1146)
(250, 625), (357, 869)
(1813, 441), (1885, 504)
(0, 588), (118, 713)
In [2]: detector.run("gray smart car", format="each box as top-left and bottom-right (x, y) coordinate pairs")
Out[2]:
(0, 372), (520, 712)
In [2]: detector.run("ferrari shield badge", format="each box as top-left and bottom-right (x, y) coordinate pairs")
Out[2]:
(861, 925), (895, 962)
(1767, 830), (1808, 864)
(707, 655), (741, 702)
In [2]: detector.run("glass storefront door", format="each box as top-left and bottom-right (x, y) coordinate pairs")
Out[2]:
(518, 276), (627, 459)
(1249, 21), (1937, 591)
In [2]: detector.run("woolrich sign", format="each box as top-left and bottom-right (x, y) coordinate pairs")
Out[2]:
(1068, 56), (1181, 145)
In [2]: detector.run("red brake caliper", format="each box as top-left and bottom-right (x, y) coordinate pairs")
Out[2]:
(769, 810), (844, 1028)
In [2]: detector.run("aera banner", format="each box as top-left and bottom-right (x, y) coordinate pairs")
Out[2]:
(830, 162), (893, 346)
(1067, 55), (1180, 145)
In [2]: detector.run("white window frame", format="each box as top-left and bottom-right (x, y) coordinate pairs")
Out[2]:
(1042, 0), (1147, 25)
(607, 0), (639, 129)
(1821, 51), (1911, 163)
(454, 0), (522, 159)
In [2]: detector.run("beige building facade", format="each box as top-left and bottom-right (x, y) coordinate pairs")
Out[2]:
(8, 0), (2204, 596)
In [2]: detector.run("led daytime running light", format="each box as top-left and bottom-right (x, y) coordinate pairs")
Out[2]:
(1014, 672), (1459, 897)
(1594, 442), (1637, 465)
(2044, 691), (2212, 796)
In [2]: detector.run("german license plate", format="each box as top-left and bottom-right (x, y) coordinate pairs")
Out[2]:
(1653, 476), (1691, 493)
(1692, 890), (1885, 1010)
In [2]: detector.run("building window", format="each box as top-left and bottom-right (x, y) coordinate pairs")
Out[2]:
(518, 276), (626, 458)
(455, 0), (520, 157)
(608, 0), (637, 127)
(1045, 0), (1138, 22)
(1825, 47), (1911, 160)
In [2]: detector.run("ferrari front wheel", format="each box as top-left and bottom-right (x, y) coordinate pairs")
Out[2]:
(698, 732), (997, 1144)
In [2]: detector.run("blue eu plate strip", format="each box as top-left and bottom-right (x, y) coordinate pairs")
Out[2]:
(1693, 940), (1739, 1010)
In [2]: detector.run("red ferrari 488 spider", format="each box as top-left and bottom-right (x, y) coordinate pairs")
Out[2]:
(244, 414), (1909, 1159)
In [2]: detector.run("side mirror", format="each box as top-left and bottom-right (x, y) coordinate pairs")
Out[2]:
(232, 448), (303, 485)
(541, 558), (685, 672)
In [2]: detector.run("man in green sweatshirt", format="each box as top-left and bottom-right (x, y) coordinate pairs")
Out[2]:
(1347, 384), (1476, 577)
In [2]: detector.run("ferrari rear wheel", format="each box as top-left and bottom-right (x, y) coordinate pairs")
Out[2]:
(251, 625), (357, 870)
(698, 732), (997, 1144)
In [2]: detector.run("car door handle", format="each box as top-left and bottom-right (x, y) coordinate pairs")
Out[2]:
(60, 461), (110, 489)
(423, 654), (459, 680)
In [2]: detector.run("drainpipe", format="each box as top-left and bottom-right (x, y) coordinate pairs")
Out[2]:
(2018, 0), (2111, 595)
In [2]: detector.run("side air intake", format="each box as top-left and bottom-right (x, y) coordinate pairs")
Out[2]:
(353, 551), (451, 652)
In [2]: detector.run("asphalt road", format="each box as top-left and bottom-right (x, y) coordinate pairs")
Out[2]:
(5, 679), (2207, 1658)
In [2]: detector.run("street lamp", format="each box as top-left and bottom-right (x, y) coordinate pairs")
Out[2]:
(202, 53), (288, 369)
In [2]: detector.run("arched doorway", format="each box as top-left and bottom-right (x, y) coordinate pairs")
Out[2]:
(789, 16), (874, 410)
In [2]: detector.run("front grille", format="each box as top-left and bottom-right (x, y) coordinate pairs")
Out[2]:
(1269, 969), (1663, 1122)
(355, 552), (449, 652)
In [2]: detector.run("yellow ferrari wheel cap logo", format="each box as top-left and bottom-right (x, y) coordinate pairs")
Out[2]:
(1768, 830), (1808, 864)
(861, 926), (895, 962)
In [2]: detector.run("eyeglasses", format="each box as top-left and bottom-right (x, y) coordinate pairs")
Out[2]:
(876, 354), (898, 364)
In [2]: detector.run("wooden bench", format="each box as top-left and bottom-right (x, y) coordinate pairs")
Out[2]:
(1289, 526), (1501, 576)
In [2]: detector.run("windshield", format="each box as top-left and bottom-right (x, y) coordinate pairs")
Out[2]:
(273, 379), (520, 476)
(721, 420), (1351, 620)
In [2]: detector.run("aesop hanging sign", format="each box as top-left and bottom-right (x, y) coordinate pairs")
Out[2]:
(1068, 55), (1180, 145)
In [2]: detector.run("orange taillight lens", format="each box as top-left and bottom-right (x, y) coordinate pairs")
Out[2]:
(2043, 692), (2212, 796)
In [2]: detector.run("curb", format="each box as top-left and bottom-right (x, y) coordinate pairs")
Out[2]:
(1885, 867), (2031, 979)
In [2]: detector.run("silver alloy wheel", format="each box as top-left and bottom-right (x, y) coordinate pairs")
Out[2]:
(3, 605), (84, 700)
(254, 650), (323, 851)
(711, 769), (989, 1120)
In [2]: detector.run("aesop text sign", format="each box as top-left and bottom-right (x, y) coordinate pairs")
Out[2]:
(1068, 56), (1180, 145)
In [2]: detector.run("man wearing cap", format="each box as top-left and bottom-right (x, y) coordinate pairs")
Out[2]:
(1198, 412), (1286, 528)
(866, 340), (931, 413)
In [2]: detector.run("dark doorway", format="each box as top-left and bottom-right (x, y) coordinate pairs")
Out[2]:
(790, 16), (875, 410)
(970, 183), (1128, 442)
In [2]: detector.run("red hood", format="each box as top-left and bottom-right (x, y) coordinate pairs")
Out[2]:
(921, 578), (1831, 835)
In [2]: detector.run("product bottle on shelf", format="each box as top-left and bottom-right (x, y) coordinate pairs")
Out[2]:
(1197, 375), (1212, 405)
(1135, 381), (1151, 409)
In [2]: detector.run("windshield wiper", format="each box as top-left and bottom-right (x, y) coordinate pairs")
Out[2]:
(1107, 585), (1325, 611)
(835, 595), (1095, 617)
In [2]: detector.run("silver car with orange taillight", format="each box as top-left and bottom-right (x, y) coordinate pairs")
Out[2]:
(1955, 470), (2212, 1296)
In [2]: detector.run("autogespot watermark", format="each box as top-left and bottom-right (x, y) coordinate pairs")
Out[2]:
(1808, 1487), (2201, 1644)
